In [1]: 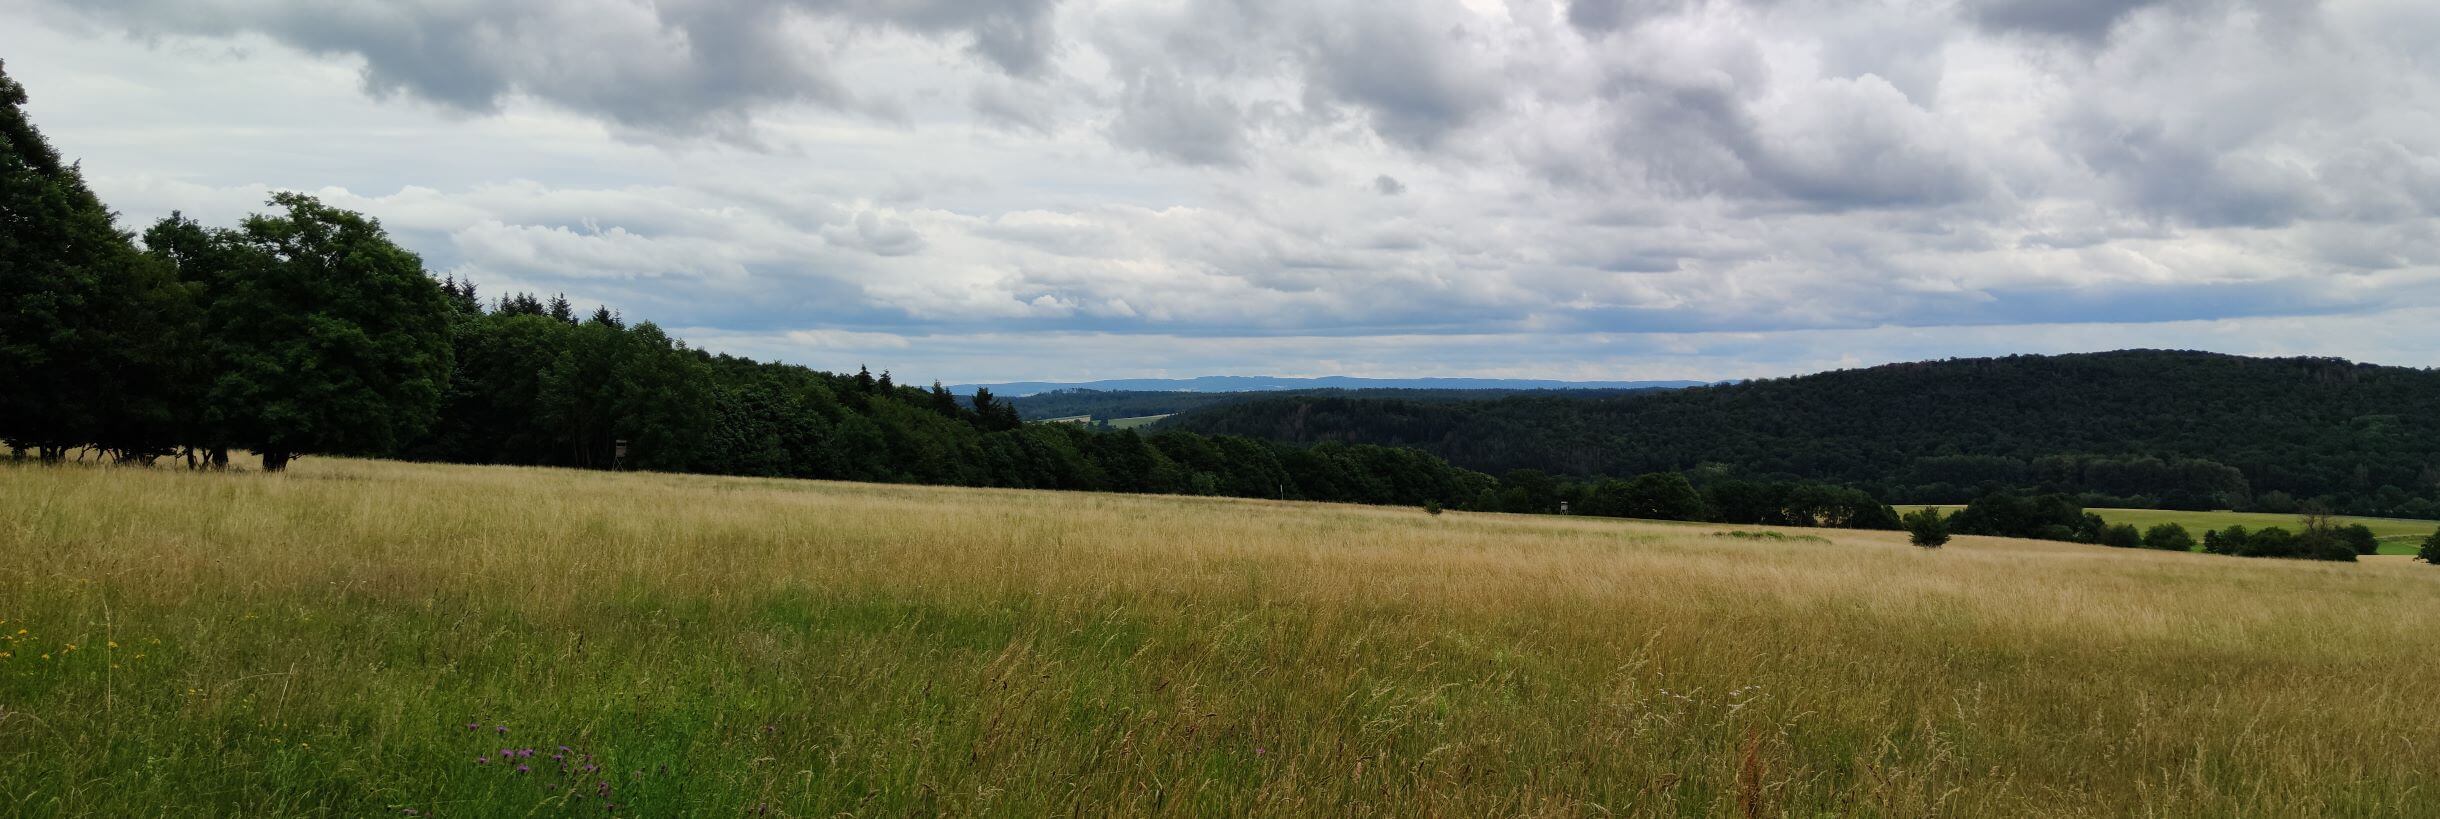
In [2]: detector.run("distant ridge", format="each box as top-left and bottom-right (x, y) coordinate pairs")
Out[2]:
(950, 375), (1708, 397)
(1160, 349), (2440, 519)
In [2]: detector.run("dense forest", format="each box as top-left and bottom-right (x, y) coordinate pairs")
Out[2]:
(1008, 387), (1664, 424)
(1167, 350), (2440, 519)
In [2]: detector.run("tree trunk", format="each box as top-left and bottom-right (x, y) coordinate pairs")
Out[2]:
(208, 448), (229, 470)
(7, 443), (22, 461)
(261, 450), (291, 472)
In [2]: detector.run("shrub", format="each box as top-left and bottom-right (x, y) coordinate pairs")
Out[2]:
(2141, 523), (2195, 552)
(1902, 508), (1950, 549)
(2099, 523), (2143, 549)
(2420, 528), (2440, 565)
(2335, 524), (2380, 556)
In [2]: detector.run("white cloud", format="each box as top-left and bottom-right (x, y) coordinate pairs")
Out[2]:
(5, 0), (2438, 383)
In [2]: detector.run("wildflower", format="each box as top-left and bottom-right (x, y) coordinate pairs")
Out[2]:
(106, 641), (118, 649)
(475, 757), (488, 765)
(465, 722), (479, 731)
(516, 764), (531, 774)
(496, 725), (508, 735)
(518, 748), (535, 758)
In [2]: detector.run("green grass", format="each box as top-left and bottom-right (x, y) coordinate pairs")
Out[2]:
(1106, 413), (1174, 430)
(9, 459), (2440, 815)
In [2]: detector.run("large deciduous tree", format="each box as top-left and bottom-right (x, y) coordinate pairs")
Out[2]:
(206, 193), (453, 470)
(0, 59), (192, 463)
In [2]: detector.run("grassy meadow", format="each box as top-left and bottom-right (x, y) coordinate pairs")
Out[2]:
(7, 459), (2440, 816)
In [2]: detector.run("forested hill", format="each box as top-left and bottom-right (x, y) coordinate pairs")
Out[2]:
(1164, 351), (2440, 518)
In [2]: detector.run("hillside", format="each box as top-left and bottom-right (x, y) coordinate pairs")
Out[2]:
(1165, 350), (2440, 518)
(8, 458), (2439, 814)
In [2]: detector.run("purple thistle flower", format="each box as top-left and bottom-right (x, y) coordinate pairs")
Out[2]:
(495, 725), (508, 735)
(515, 764), (531, 774)
(500, 749), (513, 759)
(464, 722), (478, 731)
(519, 748), (535, 758)
(475, 757), (488, 765)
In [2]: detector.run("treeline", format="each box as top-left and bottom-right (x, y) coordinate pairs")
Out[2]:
(1166, 351), (2440, 519)
(1920, 492), (2393, 562)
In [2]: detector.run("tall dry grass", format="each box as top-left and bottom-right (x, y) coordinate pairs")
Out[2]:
(3, 457), (2437, 815)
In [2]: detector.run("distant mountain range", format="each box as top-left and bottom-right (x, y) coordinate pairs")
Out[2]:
(950, 375), (1709, 397)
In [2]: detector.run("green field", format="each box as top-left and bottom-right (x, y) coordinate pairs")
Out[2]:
(1106, 413), (1174, 430)
(9, 459), (2440, 814)
(1901, 505), (2439, 556)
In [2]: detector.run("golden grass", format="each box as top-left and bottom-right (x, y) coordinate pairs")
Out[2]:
(6, 458), (2440, 815)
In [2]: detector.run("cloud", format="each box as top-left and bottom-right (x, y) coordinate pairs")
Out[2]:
(1108, 68), (1250, 166)
(36, 0), (1065, 138)
(1964, 0), (2169, 42)
(9, 0), (2440, 384)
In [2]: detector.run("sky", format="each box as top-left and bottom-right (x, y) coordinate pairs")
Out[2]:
(3, 0), (2437, 385)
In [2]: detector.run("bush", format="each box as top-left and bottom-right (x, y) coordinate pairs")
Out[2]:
(2142, 523), (2195, 552)
(2099, 523), (2143, 549)
(1902, 508), (1950, 549)
(2335, 523), (2380, 556)
(2210, 525), (2356, 562)
(1948, 492), (2087, 541)
(2420, 528), (2440, 564)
